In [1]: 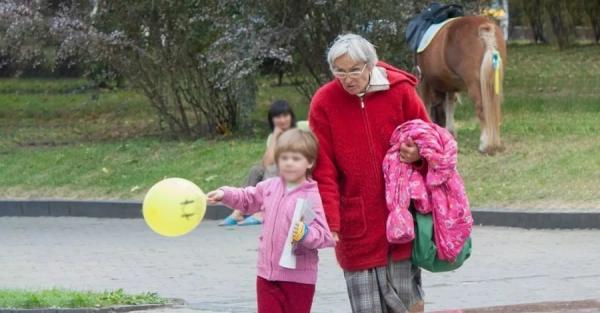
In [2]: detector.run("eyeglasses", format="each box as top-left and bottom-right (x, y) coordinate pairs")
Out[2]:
(332, 64), (367, 79)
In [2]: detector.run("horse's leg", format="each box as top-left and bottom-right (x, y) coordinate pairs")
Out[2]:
(444, 92), (457, 137)
(420, 80), (443, 126)
(428, 89), (446, 128)
(419, 80), (434, 120)
(431, 104), (445, 127)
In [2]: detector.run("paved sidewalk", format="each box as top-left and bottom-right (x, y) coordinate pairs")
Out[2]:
(1, 217), (599, 312)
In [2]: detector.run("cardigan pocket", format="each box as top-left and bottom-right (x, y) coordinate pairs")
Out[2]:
(293, 246), (317, 271)
(340, 196), (367, 239)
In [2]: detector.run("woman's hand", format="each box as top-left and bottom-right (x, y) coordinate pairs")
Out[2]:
(273, 126), (284, 138)
(399, 138), (421, 163)
(263, 126), (284, 167)
(206, 189), (224, 204)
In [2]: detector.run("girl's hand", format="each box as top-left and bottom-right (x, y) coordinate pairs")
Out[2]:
(332, 231), (340, 244)
(206, 189), (224, 204)
(292, 221), (308, 243)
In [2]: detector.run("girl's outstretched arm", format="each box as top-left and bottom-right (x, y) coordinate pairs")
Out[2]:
(218, 181), (268, 216)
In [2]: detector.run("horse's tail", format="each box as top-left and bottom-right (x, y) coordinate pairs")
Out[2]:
(478, 23), (504, 153)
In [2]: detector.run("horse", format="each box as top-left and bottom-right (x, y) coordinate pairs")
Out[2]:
(416, 16), (506, 154)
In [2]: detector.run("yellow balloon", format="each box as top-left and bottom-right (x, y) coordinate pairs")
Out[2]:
(143, 178), (206, 237)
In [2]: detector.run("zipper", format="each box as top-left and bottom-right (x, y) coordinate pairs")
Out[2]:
(269, 192), (285, 278)
(359, 95), (383, 184)
(267, 182), (307, 278)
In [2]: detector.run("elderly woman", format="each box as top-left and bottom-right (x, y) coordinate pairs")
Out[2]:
(308, 34), (431, 312)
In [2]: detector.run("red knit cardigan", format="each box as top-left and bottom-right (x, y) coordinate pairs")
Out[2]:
(309, 62), (431, 271)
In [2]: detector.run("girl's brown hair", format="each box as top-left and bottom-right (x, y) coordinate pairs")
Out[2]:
(274, 128), (318, 171)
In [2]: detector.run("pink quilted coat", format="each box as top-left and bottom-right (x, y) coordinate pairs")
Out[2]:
(382, 119), (473, 262)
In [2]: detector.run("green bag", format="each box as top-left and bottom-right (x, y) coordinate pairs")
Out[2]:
(411, 213), (472, 272)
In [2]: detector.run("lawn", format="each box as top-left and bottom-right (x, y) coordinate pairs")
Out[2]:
(454, 44), (600, 209)
(0, 44), (598, 209)
(0, 288), (166, 309)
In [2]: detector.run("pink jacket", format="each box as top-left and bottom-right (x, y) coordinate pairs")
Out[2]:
(383, 119), (473, 262)
(220, 177), (335, 285)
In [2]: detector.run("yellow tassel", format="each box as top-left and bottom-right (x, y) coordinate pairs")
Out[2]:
(491, 51), (501, 95)
(494, 66), (500, 95)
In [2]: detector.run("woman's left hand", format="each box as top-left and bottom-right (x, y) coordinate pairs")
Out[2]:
(399, 138), (421, 163)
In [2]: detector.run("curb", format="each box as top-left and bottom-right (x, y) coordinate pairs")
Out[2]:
(1, 200), (599, 229)
(450, 298), (600, 313)
(472, 209), (600, 229)
(0, 200), (230, 220)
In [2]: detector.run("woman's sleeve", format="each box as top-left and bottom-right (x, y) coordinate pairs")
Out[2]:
(308, 101), (341, 233)
(402, 83), (431, 123)
(220, 181), (267, 215)
(262, 133), (276, 167)
(401, 83), (431, 174)
(266, 133), (274, 148)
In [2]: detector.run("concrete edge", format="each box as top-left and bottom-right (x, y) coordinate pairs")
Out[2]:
(471, 210), (600, 229)
(0, 200), (230, 220)
(1, 200), (599, 229)
(456, 298), (600, 313)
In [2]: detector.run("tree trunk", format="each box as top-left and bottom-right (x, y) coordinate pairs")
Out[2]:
(523, 0), (547, 44)
(545, 0), (572, 49)
(584, 1), (600, 43)
(500, 0), (509, 41)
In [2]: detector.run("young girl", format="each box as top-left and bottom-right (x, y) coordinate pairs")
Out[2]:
(219, 99), (297, 226)
(207, 128), (335, 313)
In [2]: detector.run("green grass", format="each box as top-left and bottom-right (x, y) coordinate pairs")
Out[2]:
(0, 137), (265, 199)
(0, 78), (90, 94)
(0, 44), (599, 209)
(0, 80), (156, 150)
(0, 90), (150, 119)
(0, 288), (167, 309)
(452, 44), (600, 209)
(255, 77), (309, 121)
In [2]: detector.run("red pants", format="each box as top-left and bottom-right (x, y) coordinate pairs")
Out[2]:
(256, 276), (315, 313)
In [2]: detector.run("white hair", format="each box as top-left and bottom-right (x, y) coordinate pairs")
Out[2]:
(326, 34), (379, 71)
